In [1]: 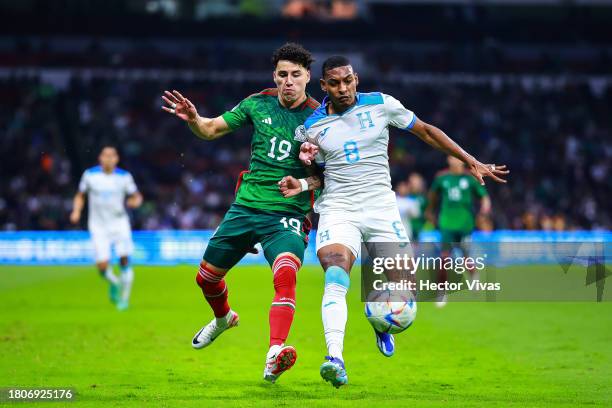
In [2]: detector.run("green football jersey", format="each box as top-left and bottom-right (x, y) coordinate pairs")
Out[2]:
(430, 171), (487, 232)
(408, 193), (428, 238)
(221, 88), (320, 214)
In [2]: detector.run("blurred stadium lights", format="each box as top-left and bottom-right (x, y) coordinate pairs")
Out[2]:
(282, 0), (359, 19)
(1, 67), (611, 94)
(145, 0), (179, 17)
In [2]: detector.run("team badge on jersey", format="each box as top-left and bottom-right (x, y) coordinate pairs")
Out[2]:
(294, 125), (307, 142)
(460, 178), (469, 189)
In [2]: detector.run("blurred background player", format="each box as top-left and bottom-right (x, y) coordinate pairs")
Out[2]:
(395, 181), (418, 241)
(407, 173), (429, 242)
(427, 155), (492, 307)
(280, 55), (508, 388)
(161, 43), (319, 383)
(396, 172), (429, 242)
(69, 146), (142, 310)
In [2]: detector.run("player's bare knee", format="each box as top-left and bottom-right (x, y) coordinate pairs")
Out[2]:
(119, 256), (129, 267)
(318, 250), (352, 272)
(96, 261), (108, 272)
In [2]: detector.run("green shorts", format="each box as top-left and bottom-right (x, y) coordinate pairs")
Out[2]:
(203, 203), (309, 269)
(440, 230), (472, 253)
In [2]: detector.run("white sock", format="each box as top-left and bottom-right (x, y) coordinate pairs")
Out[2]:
(120, 266), (134, 302)
(104, 266), (119, 285)
(322, 266), (350, 362)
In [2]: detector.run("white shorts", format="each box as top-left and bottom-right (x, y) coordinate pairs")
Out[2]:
(89, 221), (134, 263)
(316, 205), (410, 258)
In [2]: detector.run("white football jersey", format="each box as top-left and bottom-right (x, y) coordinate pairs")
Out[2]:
(304, 92), (416, 214)
(396, 195), (421, 239)
(78, 166), (137, 229)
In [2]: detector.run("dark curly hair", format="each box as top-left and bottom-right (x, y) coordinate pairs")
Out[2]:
(271, 43), (314, 70)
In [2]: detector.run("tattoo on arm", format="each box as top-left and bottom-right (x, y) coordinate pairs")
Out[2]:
(305, 163), (324, 190)
(306, 175), (322, 190)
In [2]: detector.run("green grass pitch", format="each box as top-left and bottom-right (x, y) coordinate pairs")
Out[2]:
(0, 265), (610, 407)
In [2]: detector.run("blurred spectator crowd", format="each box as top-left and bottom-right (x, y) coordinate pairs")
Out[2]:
(1, 72), (610, 231)
(2, 37), (610, 75)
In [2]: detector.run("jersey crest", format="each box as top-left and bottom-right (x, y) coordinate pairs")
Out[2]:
(294, 125), (307, 142)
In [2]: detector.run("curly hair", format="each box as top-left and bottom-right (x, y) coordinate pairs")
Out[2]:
(271, 42), (314, 70)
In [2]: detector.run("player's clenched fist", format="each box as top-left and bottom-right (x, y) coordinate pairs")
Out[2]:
(278, 176), (303, 198)
(299, 142), (319, 166)
(161, 90), (198, 123)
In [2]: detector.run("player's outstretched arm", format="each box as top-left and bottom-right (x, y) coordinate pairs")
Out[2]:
(70, 192), (85, 224)
(409, 119), (509, 185)
(161, 90), (231, 141)
(278, 175), (322, 198)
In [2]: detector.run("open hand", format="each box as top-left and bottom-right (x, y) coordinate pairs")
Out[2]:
(161, 90), (198, 123)
(468, 161), (509, 185)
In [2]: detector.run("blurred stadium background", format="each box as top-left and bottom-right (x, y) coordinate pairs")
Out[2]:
(1, 0), (610, 237)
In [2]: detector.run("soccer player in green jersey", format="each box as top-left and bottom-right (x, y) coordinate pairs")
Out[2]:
(396, 172), (429, 241)
(427, 155), (492, 306)
(161, 43), (319, 383)
(407, 173), (429, 241)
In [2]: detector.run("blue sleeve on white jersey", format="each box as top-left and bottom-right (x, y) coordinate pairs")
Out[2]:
(405, 115), (417, 130)
(383, 94), (416, 130)
(304, 105), (328, 130)
(356, 92), (384, 106)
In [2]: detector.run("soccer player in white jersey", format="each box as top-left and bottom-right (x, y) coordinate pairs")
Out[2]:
(395, 180), (421, 241)
(279, 56), (509, 388)
(70, 146), (143, 310)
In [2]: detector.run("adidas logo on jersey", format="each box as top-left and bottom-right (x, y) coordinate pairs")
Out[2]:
(262, 117), (272, 125)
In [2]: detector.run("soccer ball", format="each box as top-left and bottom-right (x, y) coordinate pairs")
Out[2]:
(364, 290), (417, 334)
